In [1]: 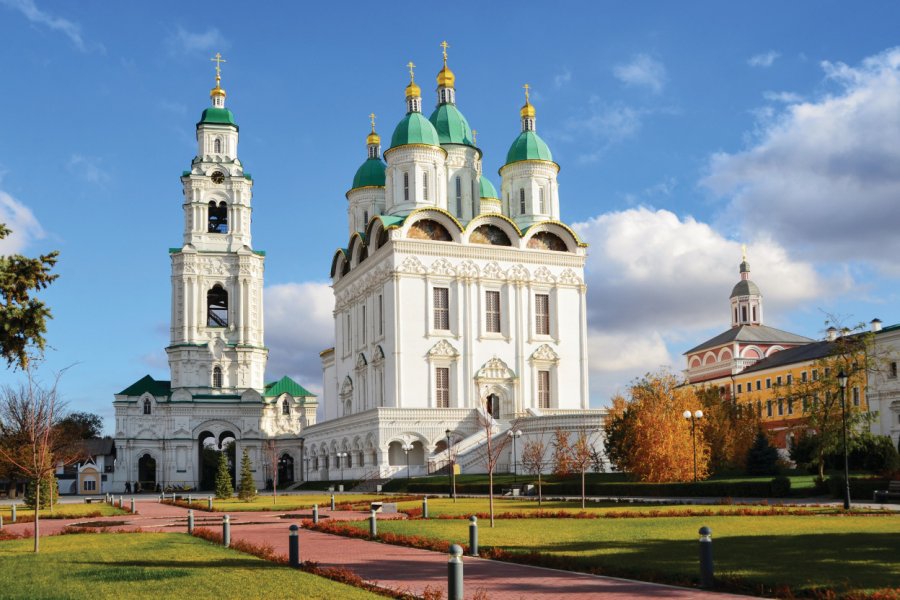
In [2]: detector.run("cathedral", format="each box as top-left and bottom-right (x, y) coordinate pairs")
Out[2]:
(111, 47), (604, 492)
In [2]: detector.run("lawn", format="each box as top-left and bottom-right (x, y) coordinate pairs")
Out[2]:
(0, 503), (127, 520)
(0, 533), (382, 600)
(338, 513), (900, 596)
(195, 493), (395, 512)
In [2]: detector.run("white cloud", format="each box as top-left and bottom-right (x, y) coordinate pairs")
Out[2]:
(67, 154), (109, 184)
(0, 0), (86, 51)
(264, 282), (334, 394)
(553, 68), (572, 89)
(748, 51), (780, 68)
(704, 46), (900, 270)
(0, 190), (45, 254)
(166, 26), (228, 56)
(613, 54), (667, 93)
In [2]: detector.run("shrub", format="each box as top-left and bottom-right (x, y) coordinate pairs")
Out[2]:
(770, 476), (791, 497)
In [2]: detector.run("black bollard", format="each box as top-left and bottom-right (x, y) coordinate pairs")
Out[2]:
(468, 516), (478, 556)
(289, 525), (300, 568)
(448, 544), (464, 600)
(423, 496), (429, 519)
(223, 515), (231, 547)
(369, 509), (377, 538)
(312, 504), (319, 524)
(187, 509), (194, 534)
(699, 526), (714, 589)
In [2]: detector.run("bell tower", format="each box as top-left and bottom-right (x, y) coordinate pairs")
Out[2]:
(166, 54), (268, 394)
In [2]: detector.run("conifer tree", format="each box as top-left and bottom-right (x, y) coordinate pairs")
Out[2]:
(24, 475), (57, 510)
(214, 451), (233, 499)
(237, 447), (256, 501)
(745, 431), (779, 475)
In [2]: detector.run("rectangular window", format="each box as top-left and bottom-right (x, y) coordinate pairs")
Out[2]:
(378, 294), (384, 336)
(403, 172), (409, 201)
(423, 172), (429, 201)
(519, 188), (526, 214)
(776, 376), (782, 386)
(84, 480), (96, 492)
(786, 374), (793, 385)
(891, 362), (898, 379)
(539, 187), (545, 213)
(801, 371), (808, 382)
(777, 398), (784, 416)
(535, 294), (550, 335)
(812, 368), (819, 381)
(538, 370), (551, 409)
(485, 290), (501, 333)
(737, 383), (743, 394)
(433, 287), (449, 330)
(853, 387), (860, 407)
(361, 305), (366, 344)
(756, 380), (761, 391)
(767, 400), (773, 417)
(788, 398), (795, 415)
(435, 367), (450, 408)
(766, 378), (772, 389)
(455, 176), (462, 214)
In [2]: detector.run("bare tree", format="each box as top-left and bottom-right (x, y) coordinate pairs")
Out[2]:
(475, 410), (520, 527)
(0, 368), (79, 552)
(520, 434), (547, 506)
(570, 428), (596, 509)
(264, 439), (279, 505)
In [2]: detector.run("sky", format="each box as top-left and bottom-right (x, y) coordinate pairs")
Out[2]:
(1, 1), (899, 435)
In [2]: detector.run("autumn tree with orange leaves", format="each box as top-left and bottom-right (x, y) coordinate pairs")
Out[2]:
(604, 370), (710, 482)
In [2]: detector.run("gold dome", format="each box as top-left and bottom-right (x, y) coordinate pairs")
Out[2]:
(367, 131), (381, 145)
(520, 101), (535, 118)
(405, 81), (421, 98)
(210, 84), (227, 99)
(437, 64), (455, 88)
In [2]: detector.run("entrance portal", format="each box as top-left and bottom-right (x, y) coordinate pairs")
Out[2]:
(485, 394), (500, 419)
(278, 453), (294, 485)
(138, 454), (156, 491)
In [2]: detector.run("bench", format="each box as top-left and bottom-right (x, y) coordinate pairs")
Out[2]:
(83, 497), (104, 504)
(874, 480), (900, 503)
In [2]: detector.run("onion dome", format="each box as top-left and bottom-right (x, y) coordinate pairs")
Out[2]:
(730, 246), (761, 298)
(505, 84), (553, 165)
(199, 52), (236, 128)
(351, 114), (386, 190)
(430, 104), (475, 145)
(479, 175), (499, 200)
(390, 62), (441, 149)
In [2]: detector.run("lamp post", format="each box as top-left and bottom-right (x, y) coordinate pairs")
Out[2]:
(507, 429), (523, 484)
(838, 369), (851, 510)
(683, 410), (703, 482)
(336, 452), (347, 483)
(445, 429), (456, 501)
(402, 442), (413, 480)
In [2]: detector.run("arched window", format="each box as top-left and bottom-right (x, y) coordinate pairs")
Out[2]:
(539, 187), (545, 213)
(423, 172), (429, 201)
(519, 188), (526, 214)
(282, 399), (291, 415)
(455, 176), (462, 215)
(207, 285), (228, 327)
(363, 210), (369, 225)
(214, 138), (222, 153)
(208, 201), (227, 233)
(143, 399), (151, 415)
(403, 172), (409, 201)
(212, 366), (222, 388)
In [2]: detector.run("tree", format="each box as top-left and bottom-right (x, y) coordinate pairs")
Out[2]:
(551, 429), (574, 477)
(0, 223), (59, 370)
(264, 439), (279, 505)
(570, 428), (595, 509)
(520, 435), (547, 506)
(237, 447), (256, 501)
(0, 370), (80, 552)
(57, 411), (104, 440)
(745, 431), (779, 475)
(697, 387), (760, 473)
(603, 370), (710, 483)
(474, 410), (518, 527)
(214, 451), (233, 499)
(24, 475), (57, 510)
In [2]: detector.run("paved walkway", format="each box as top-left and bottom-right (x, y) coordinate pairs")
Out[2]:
(0, 499), (756, 599)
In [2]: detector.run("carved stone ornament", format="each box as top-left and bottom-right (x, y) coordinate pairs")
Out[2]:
(507, 264), (530, 283)
(533, 266), (556, 284)
(457, 260), (480, 279)
(482, 261), (506, 281)
(429, 258), (456, 277)
(356, 353), (368, 369)
(427, 339), (460, 359)
(530, 344), (560, 364)
(475, 356), (517, 382)
(558, 269), (583, 286)
(397, 256), (427, 274)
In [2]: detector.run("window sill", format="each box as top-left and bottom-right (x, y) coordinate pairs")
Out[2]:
(479, 332), (510, 342)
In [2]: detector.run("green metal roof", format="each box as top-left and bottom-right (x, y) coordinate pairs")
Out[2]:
(117, 375), (171, 397)
(479, 176), (499, 199)
(351, 157), (386, 190)
(198, 107), (238, 129)
(390, 112), (441, 149)
(505, 131), (553, 165)
(375, 214), (406, 229)
(428, 104), (474, 146)
(265, 375), (316, 398)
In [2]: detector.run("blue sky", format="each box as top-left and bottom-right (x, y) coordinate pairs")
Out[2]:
(1, 1), (899, 434)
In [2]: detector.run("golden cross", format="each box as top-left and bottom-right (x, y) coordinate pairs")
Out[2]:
(523, 83), (531, 103)
(369, 113), (376, 132)
(407, 61), (416, 82)
(211, 52), (226, 83)
(472, 129), (478, 144)
(440, 40), (449, 63)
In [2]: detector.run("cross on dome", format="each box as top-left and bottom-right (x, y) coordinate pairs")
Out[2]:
(209, 52), (227, 105)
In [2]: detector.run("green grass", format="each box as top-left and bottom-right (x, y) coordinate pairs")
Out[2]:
(340, 514), (900, 595)
(199, 493), (393, 512)
(0, 503), (127, 519)
(0, 533), (382, 599)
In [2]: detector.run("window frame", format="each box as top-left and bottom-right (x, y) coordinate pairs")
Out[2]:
(433, 287), (450, 331)
(485, 290), (501, 333)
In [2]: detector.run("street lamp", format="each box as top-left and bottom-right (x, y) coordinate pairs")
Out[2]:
(838, 369), (851, 510)
(683, 410), (703, 482)
(445, 429), (456, 501)
(507, 429), (523, 484)
(402, 442), (413, 480)
(336, 452), (348, 483)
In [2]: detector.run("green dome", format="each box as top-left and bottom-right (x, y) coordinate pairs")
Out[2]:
(351, 157), (386, 190)
(198, 107), (237, 128)
(390, 112), (441, 149)
(479, 176), (499, 199)
(428, 104), (474, 146)
(505, 131), (553, 165)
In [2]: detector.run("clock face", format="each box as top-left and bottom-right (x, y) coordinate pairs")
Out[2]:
(211, 171), (225, 184)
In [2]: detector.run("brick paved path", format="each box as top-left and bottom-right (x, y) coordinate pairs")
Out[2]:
(2, 499), (756, 599)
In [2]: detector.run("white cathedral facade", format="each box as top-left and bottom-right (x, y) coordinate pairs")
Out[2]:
(111, 50), (604, 492)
